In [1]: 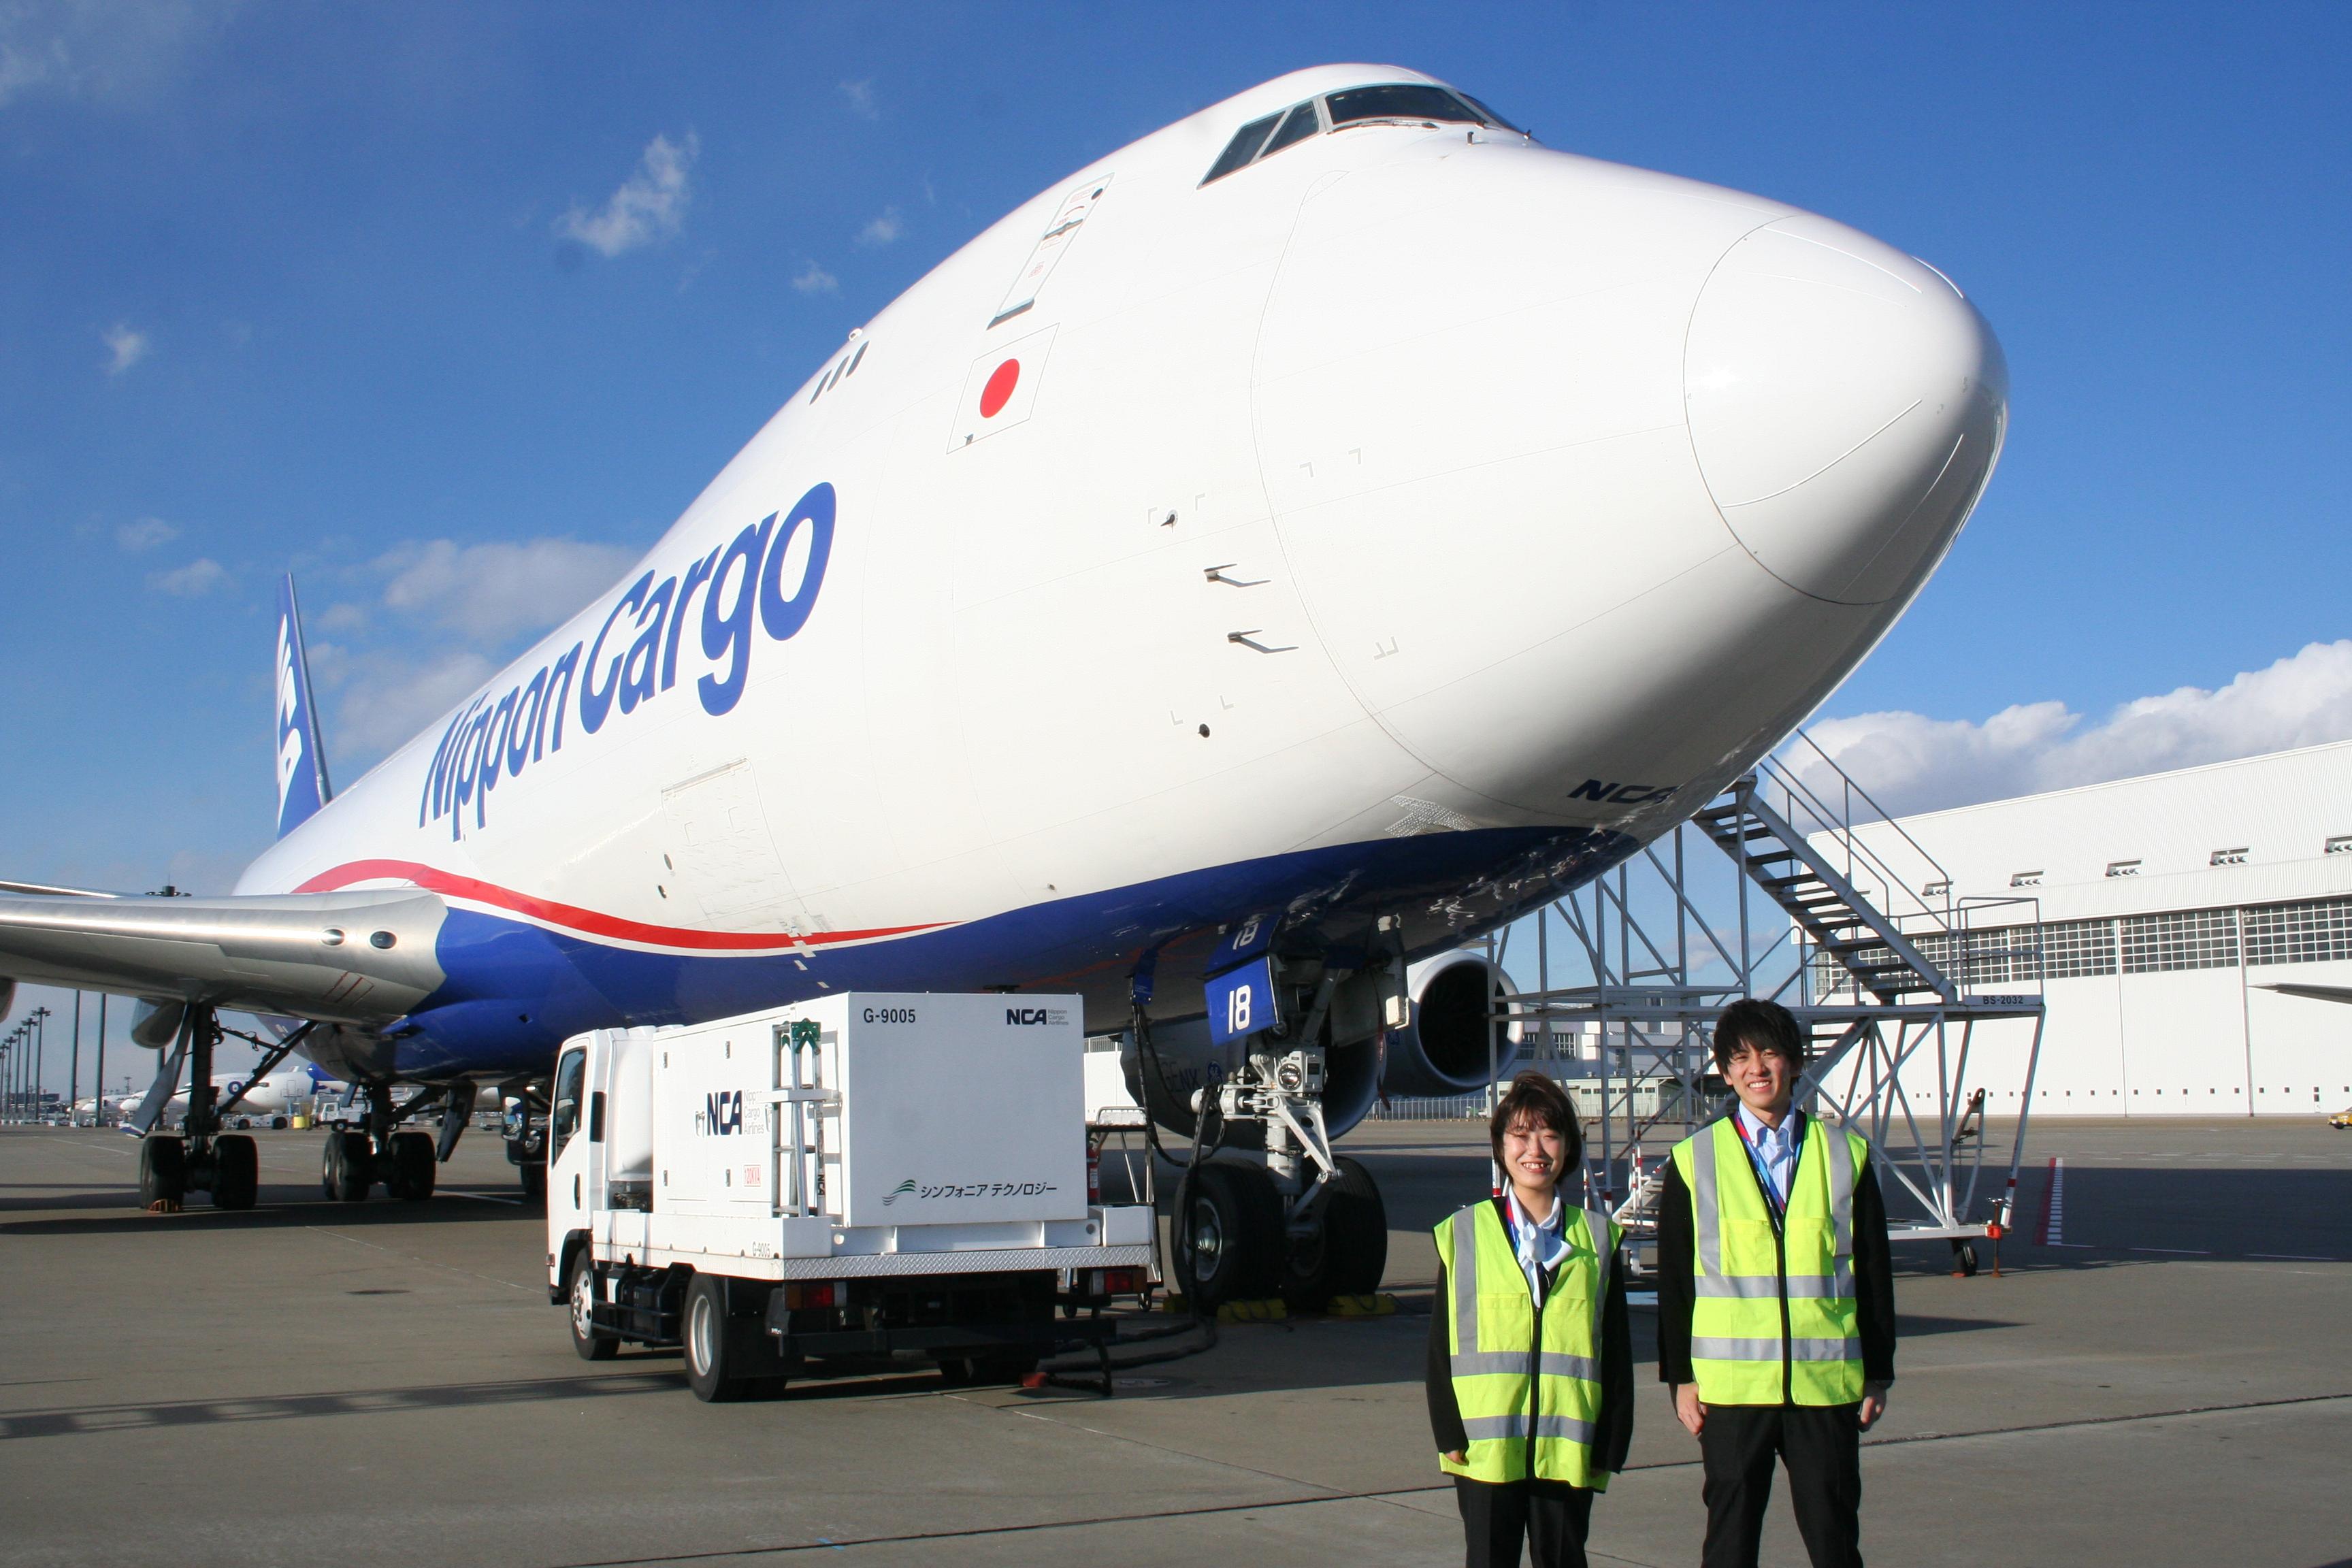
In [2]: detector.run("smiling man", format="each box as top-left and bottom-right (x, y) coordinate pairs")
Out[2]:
(1658, 998), (1895, 1568)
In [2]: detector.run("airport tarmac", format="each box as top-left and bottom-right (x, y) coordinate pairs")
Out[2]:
(4, 1117), (2349, 1567)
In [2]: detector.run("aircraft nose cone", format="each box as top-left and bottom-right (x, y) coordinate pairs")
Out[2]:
(1685, 213), (2007, 605)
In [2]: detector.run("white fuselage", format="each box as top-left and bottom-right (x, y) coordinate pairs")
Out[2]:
(229, 65), (2004, 1081)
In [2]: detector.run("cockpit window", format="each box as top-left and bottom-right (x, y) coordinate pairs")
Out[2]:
(1262, 101), (1320, 157)
(1202, 86), (1516, 187)
(1456, 94), (1522, 134)
(1325, 84), (1484, 128)
(1203, 112), (1282, 185)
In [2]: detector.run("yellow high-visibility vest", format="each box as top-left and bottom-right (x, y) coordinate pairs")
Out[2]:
(1670, 1113), (1869, 1406)
(1434, 1198), (1620, 1488)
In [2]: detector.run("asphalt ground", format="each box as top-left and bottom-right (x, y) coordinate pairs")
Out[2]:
(3, 1116), (2349, 1567)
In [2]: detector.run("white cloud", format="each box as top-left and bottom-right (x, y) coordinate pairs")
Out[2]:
(148, 557), (226, 596)
(555, 131), (698, 258)
(790, 259), (838, 295)
(115, 515), (178, 551)
(0, 27), (65, 105)
(856, 207), (902, 247)
(839, 78), (877, 120)
(0, 1), (212, 111)
(332, 649), (500, 757)
(374, 536), (635, 644)
(102, 321), (148, 374)
(1795, 640), (2352, 818)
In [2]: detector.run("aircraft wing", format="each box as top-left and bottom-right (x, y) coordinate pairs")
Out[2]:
(0, 887), (448, 1026)
(2259, 982), (2352, 1007)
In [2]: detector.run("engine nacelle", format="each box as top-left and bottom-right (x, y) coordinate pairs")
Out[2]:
(130, 998), (187, 1049)
(1378, 951), (1521, 1098)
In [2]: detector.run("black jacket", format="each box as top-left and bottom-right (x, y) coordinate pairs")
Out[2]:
(1424, 1196), (1636, 1477)
(1654, 1121), (1897, 1392)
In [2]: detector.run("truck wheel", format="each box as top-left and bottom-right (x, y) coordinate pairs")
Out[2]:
(212, 1134), (260, 1211)
(326, 1131), (372, 1202)
(1278, 1156), (1388, 1310)
(568, 1253), (619, 1362)
(1173, 1160), (1283, 1309)
(138, 1135), (188, 1207)
(683, 1275), (747, 1402)
(387, 1130), (436, 1201)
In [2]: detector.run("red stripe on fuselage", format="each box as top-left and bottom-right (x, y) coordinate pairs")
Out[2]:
(293, 860), (948, 953)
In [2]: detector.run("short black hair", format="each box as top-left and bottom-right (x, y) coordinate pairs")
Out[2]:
(1488, 1069), (1584, 1171)
(1711, 998), (1806, 1074)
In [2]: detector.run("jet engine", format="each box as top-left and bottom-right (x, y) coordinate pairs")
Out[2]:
(1377, 950), (1522, 1098)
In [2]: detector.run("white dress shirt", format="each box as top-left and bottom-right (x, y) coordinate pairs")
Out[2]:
(1737, 1105), (1801, 1209)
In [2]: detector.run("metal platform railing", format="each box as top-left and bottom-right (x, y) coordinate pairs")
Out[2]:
(1495, 730), (2046, 1264)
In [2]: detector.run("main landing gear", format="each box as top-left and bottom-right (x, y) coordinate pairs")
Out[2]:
(316, 1081), (478, 1203)
(133, 1007), (259, 1211)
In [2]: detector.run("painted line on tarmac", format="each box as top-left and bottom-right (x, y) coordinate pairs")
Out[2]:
(441, 1189), (523, 1205)
(536, 1484), (1466, 1567)
(2129, 1246), (2213, 1255)
(534, 1394), (2352, 1566)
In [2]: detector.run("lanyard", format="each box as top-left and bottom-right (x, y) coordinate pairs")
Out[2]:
(1731, 1109), (1799, 1215)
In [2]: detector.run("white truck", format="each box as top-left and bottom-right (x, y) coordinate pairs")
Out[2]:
(545, 992), (1157, 1401)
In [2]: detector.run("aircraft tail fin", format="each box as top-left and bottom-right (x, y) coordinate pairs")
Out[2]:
(273, 574), (333, 838)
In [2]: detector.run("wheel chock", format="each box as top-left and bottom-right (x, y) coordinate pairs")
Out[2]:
(1215, 1298), (1288, 1324)
(143, 1198), (182, 1214)
(1329, 1293), (1397, 1318)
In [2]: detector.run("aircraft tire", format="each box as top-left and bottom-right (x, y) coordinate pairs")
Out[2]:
(1173, 1160), (1284, 1309)
(518, 1157), (547, 1201)
(387, 1130), (436, 1202)
(1277, 1156), (1388, 1311)
(568, 1252), (619, 1361)
(212, 1134), (260, 1211)
(137, 1135), (187, 1207)
(326, 1131), (372, 1202)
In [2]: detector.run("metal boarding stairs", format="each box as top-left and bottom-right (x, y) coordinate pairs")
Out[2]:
(1505, 731), (2046, 1273)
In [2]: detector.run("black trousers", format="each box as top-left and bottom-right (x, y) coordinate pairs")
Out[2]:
(1698, 1403), (1863, 1568)
(1454, 1475), (1595, 1568)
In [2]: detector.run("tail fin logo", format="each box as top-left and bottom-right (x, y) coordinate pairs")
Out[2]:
(273, 575), (332, 839)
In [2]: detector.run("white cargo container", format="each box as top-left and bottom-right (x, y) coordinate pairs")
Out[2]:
(545, 993), (1156, 1401)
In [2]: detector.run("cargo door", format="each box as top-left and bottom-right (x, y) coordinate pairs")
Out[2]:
(661, 759), (797, 926)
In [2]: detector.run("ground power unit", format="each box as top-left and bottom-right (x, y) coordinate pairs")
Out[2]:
(544, 992), (1156, 1401)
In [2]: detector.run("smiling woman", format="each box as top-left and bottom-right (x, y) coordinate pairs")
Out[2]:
(1427, 1068), (1633, 1568)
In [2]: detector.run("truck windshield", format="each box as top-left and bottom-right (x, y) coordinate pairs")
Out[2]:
(551, 1047), (585, 1161)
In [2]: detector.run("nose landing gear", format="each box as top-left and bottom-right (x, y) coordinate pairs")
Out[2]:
(1160, 951), (1393, 1313)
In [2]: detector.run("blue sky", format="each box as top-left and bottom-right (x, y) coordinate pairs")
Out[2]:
(2, 2), (2348, 908)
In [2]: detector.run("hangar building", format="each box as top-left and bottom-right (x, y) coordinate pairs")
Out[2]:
(1817, 740), (2352, 1117)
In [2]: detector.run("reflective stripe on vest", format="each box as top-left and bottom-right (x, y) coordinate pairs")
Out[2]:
(1674, 1114), (1868, 1407)
(1436, 1199), (1618, 1488)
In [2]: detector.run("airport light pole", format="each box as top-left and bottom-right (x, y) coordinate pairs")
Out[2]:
(68, 992), (80, 1126)
(30, 1006), (50, 1121)
(94, 996), (108, 1128)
